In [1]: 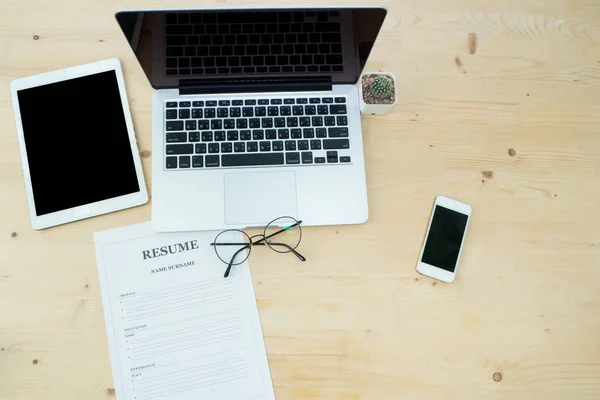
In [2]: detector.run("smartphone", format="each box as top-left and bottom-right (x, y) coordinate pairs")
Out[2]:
(416, 196), (472, 283)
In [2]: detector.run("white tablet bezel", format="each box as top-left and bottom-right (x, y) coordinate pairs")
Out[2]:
(10, 58), (148, 230)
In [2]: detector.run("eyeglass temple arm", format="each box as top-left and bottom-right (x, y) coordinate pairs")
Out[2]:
(263, 242), (306, 261)
(224, 245), (250, 278)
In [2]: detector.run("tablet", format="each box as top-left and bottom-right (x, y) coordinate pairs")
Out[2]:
(10, 59), (148, 230)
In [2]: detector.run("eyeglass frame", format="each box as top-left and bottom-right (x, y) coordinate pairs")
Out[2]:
(210, 216), (306, 278)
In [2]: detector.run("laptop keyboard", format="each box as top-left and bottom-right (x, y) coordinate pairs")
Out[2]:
(164, 11), (344, 76)
(164, 96), (350, 169)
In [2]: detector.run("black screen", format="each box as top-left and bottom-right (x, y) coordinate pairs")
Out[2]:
(115, 8), (387, 88)
(421, 206), (468, 272)
(17, 71), (140, 216)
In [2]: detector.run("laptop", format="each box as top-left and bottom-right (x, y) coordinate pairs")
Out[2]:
(116, 7), (387, 232)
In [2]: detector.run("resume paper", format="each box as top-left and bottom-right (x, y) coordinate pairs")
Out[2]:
(94, 222), (275, 400)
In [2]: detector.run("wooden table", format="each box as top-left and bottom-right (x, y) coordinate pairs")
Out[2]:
(2, 1), (600, 399)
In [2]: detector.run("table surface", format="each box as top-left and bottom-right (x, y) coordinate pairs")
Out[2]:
(2, 0), (600, 399)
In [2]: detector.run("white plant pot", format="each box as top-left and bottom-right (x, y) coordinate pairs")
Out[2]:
(359, 72), (397, 115)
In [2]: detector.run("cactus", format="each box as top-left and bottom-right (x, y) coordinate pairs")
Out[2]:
(368, 76), (392, 99)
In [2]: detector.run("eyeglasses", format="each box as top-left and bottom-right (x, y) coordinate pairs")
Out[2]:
(210, 216), (306, 278)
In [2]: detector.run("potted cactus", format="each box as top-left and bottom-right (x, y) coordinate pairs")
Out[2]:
(359, 72), (397, 115)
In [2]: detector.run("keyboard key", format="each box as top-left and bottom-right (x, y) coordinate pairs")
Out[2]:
(234, 142), (245, 152)
(245, 99), (256, 105)
(273, 141), (284, 151)
(195, 143), (207, 154)
(249, 118), (260, 128)
(265, 129), (277, 139)
(243, 107), (254, 117)
(208, 143), (220, 153)
(167, 144), (193, 155)
(285, 140), (297, 151)
(253, 130), (265, 140)
(324, 116), (336, 126)
(305, 105), (316, 115)
(292, 106), (304, 116)
(166, 102), (178, 108)
(179, 109), (190, 119)
(211, 120), (222, 129)
(287, 117), (298, 127)
(309, 98), (321, 104)
(274, 118), (286, 128)
(232, 100), (243, 106)
(202, 132), (213, 141)
(329, 127), (349, 138)
(340, 156), (351, 163)
(310, 139), (322, 150)
(230, 108), (241, 117)
(236, 119), (248, 129)
(247, 142), (259, 152)
(192, 155), (204, 167)
(299, 117), (311, 127)
(198, 120), (210, 130)
(185, 120), (197, 130)
(271, 99), (282, 104)
(312, 116), (323, 126)
(323, 139), (349, 149)
(336, 116), (348, 126)
(278, 129), (290, 139)
(322, 98), (334, 104)
(280, 106), (291, 116)
(179, 156), (191, 168)
(298, 140), (309, 150)
(192, 109), (203, 118)
(303, 128), (315, 138)
(189, 132), (200, 142)
(205, 155), (220, 167)
(286, 152), (300, 164)
(317, 105), (328, 115)
(166, 109), (177, 119)
(217, 108), (228, 117)
(219, 100), (230, 106)
(327, 150), (338, 163)
(240, 130), (252, 140)
(221, 142), (233, 153)
(166, 132), (187, 143)
(267, 106), (279, 116)
(260, 141), (271, 152)
(203, 101), (215, 107)
(335, 97), (346, 103)
(214, 131), (226, 141)
(315, 157), (326, 164)
(179, 101), (191, 107)
(291, 128), (302, 139)
(297, 98), (308, 104)
(192, 100), (204, 107)
(284, 98), (295, 104)
(329, 105), (347, 114)
(166, 156), (177, 168)
(301, 151), (313, 163)
(227, 131), (239, 141)
(166, 121), (184, 131)
(224, 119), (235, 129)
(258, 99), (269, 105)
(262, 118), (274, 128)
(255, 107), (267, 117)
(222, 153), (284, 167)
(205, 108), (216, 118)
(316, 128), (327, 138)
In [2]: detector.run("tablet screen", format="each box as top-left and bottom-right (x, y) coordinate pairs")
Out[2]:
(17, 71), (140, 216)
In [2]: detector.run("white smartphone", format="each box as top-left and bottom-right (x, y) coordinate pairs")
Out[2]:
(416, 196), (472, 283)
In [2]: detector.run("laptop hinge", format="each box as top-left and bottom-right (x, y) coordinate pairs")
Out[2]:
(179, 76), (332, 95)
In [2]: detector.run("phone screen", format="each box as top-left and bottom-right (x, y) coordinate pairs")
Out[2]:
(421, 205), (469, 272)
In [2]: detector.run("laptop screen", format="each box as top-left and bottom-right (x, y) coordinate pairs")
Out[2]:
(116, 8), (387, 89)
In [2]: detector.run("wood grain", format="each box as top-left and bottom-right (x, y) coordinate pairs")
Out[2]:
(1, 0), (600, 399)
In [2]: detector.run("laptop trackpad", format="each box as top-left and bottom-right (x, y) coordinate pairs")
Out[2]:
(224, 171), (298, 226)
